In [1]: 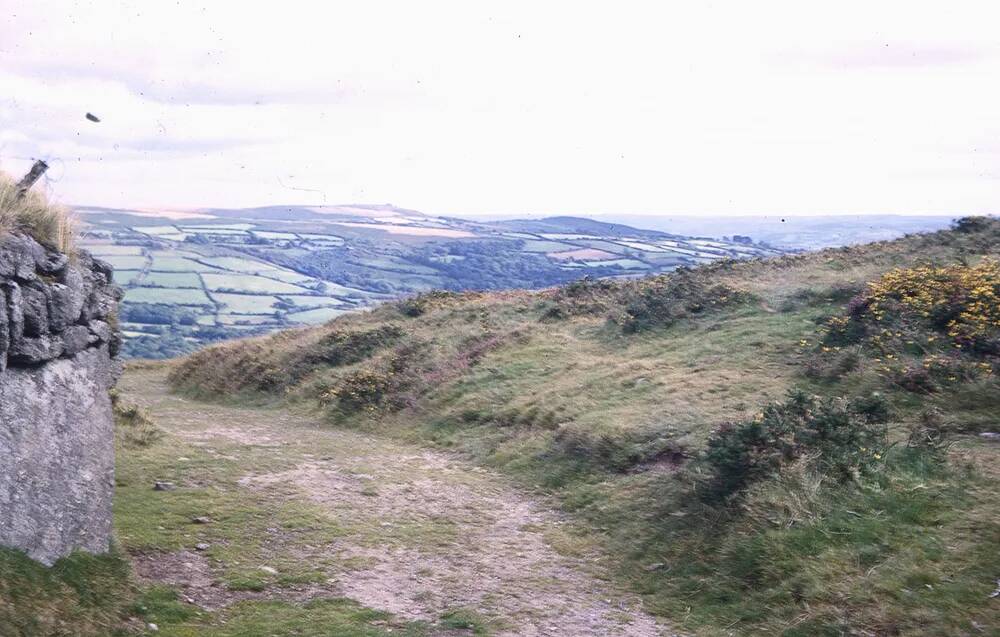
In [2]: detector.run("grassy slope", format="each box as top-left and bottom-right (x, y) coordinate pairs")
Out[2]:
(171, 219), (1000, 636)
(0, 548), (133, 636)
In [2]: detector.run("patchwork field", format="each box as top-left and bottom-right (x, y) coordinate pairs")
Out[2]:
(78, 205), (789, 357)
(210, 293), (282, 315)
(124, 287), (213, 306)
(201, 273), (308, 294)
(286, 306), (352, 324)
(141, 271), (202, 288)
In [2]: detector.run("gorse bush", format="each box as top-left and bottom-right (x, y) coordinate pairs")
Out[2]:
(319, 346), (419, 417)
(321, 368), (395, 414)
(306, 325), (403, 366)
(700, 391), (889, 501)
(860, 259), (1000, 353)
(0, 171), (74, 252)
(543, 276), (619, 319)
(170, 324), (410, 396)
(538, 269), (754, 329)
(396, 291), (460, 317)
(614, 269), (755, 332)
(812, 259), (1000, 393)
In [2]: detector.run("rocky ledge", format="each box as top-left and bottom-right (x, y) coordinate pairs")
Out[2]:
(0, 232), (123, 370)
(0, 231), (123, 565)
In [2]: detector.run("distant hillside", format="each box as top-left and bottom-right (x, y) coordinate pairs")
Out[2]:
(75, 205), (787, 358)
(171, 217), (1000, 636)
(491, 215), (676, 240)
(587, 213), (959, 249)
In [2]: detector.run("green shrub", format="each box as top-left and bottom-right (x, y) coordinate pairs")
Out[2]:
(905, 408), (952, 460)
(396, 291), (459, 317)
(321, 368), (395, 414)
(700, 391), (889, 501)
(545, 277), (619, 318)
(952, 215), (994, 234)
(319, 346), (419, 417)
(820, 315), (866, 347)
(307, 325), (403, 366)
(803, 349), (860, 382)
(615, 269), (754, 332)
(779, 283), (864, 312)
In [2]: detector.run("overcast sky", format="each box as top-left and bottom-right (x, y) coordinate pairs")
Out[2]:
(1, 1), (998, 216)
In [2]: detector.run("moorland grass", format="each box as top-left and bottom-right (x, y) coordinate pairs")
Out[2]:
(0, 546), (133, 637)
(169, 217), (1000, 635)
(0, 172), (74, 252)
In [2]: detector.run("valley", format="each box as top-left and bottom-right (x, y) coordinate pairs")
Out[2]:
(75, 205), (787, 358)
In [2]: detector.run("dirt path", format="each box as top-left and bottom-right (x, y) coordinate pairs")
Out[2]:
(120, 368), (675, 636)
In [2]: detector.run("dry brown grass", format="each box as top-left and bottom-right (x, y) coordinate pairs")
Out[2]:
(0, 171), (75, 252)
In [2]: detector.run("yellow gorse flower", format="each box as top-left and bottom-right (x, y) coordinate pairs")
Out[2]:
(862, 259), (1000, 348)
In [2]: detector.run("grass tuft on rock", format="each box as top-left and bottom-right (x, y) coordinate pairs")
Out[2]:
(0, 171), (75, 252)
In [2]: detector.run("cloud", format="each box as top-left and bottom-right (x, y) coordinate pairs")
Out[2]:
(1, 0), (998, 215)
(817, 43), (987, 70)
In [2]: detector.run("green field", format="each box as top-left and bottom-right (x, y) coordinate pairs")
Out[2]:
(181, 223), (256, 230)
(199, 256), (278, 272)
(148, 255), (221, 272)
(211, 293), (281, 314)
(259, 269), (315, 284)
(351, 256), (441, 275)
(135, 225), (179, 235)
(178, 227), (248, 235)
(274, 294), (347, 309)
(112, 269), (143, 284)
(76, 205), (791, 359)
(575, 239), (636, 254)
(539, 233), (600, 240)
(202, 273), (308, 293)
(253, 230), (299, 239)
(519, 240), (573, 253)
(217, 314), (275, 325)
(286, 306), (351, 324)
(583, 258), (649, 269)
(89, 245), (145, 255)
(124, 287), (213, 306)
(297, 233), (344, 241)
(102, 255), (149, 270)
(615, 240), (670, 252)
(140, 271), (202, 288)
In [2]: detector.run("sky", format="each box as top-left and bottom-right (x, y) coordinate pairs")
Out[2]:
(1, 1), (998, 217)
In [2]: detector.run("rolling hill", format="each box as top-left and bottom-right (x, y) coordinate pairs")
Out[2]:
(75, 205), (788, 358)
